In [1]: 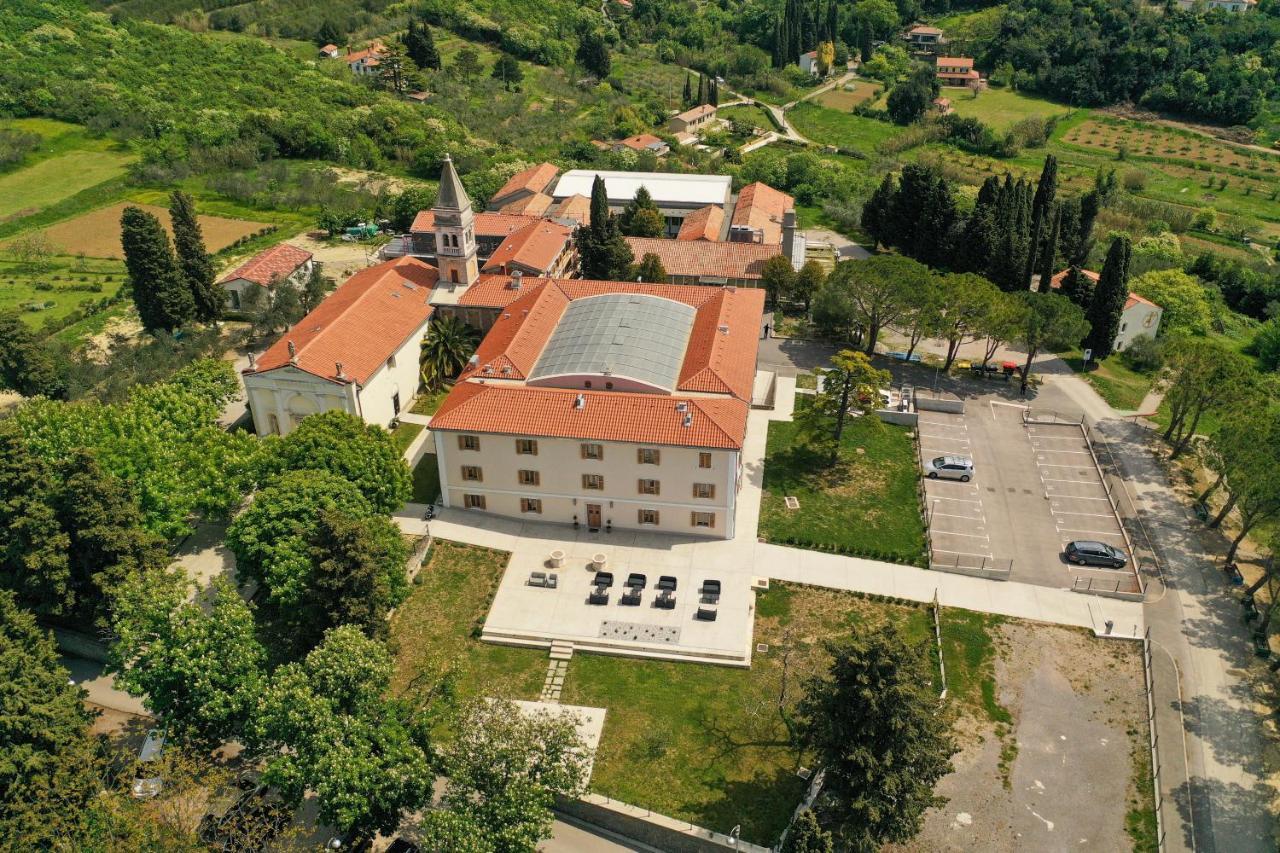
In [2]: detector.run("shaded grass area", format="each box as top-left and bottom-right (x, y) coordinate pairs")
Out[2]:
(410, 453), (440, 504)
(788, 101), (903, 150)
(795, 372), (817, 390)
(390, 421), (424, 455)
(390, 540), (546, 703)
(719, 103), (775, 132)
(1060, 350), (1156, 412)
(760, 414), (927, 564)
(1126, 712), (1159, 853)
(410, 385), (450, 415)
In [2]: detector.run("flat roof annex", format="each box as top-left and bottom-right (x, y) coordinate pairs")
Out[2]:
(550, 170), (732, 207)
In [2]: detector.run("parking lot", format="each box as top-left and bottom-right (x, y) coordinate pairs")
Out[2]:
(920, 398), (1133, 589)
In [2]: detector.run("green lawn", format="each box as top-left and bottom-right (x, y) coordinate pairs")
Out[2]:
(946, 87), (1073, 132)
(1060, 350), (1156, 412)
(760, 413), (927, 564)
(795, 372), (818, 390)
(719, 103), (776, 133)
(0, 148), (135, 220)
(0, 256), (126, 329)
(410, 386), (450, 415)
(390, 541), (547, 703)
(788, 101), (903, 151)
(410, 453), (440, 504)
(390, 421), (424, 455)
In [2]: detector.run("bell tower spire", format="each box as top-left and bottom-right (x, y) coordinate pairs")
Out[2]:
(433, 153), (478, 288)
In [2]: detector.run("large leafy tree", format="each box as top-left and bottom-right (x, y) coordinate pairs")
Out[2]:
(1160, 337), (1256, 457)
(791, 259), (826, 313)
(828, 255), (929, 355)
(976, 290), (1028, 369)
(1082, 235), (1132, 361)
(227, 469), (374, 607)
(618, 185), (664, 237)
(631, 252), (667, 283)
(422, 699), (591, 853)
(113, 577), (265, 750)
(798, 622), (957, 850)
(270, 410), (410, 513)
(0, 591), (103, 847)
(1131, 269), (1211, 337)
(761, 254), (797, 310)
(796, 350), (892, 458)
(254, 627), (435, 837)
(1012, 291), (1089, 394)
(576, 30), (611, 78)
(169, 191), (221, 324)
(783, 809), (834, 853)
(120, 205), (194, 332)
(938, 273), (1003, 368)
(491, 53), (523, 90)
(420, 314), (479, 391)
(0, 314), (66, 399)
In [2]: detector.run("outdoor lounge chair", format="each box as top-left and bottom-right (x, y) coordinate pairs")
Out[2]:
(625, 573), (647, 589)
(621, 589), (641, 606)
(546, 573), (558, 589)
(654, 590), (676, 609)
(656, 576), (677, 592)
(588, 591), (609, 605)
(696, 606), (718, 622)
(593, 571), (614, 588)
(528, 571), (546, 587)
(700, 579), (721, 604)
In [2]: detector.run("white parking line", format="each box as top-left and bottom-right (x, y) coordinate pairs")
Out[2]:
(920, 433), (970, 441)
(1026, 432), (1084, 439)
(935, 530), (991, 540)
(932, 548), (995, 558)
(1047, 494), (1112, 502)
(1057, 526), (1126, 537)
(1051, 510), (1120, 519)
(932, 512), (984, 522)
(919, 422), (967, 430)
(1041, 476), (1101, 484)
(1034, 449), (1092, 455)
(1036, 463), (1094, 469)
(928, 495), (983, 504)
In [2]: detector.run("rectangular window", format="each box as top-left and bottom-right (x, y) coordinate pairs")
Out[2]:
(638, 509), (660, 525)
(461, 465), (483, 482)
(581, 443), (603, 460)
(637, 448), (661, 465)
(691, 511), (715, 529)
(693, 483), (716, 499)
(582, 474), (604, 490)
(391, 392), (401, 414)
(698, 452), (712, 469)
(464, 494), (486, 510)
(638, 478), (660, 495)
(518, 469), (540, 486)
(459, 435), (480, 451)
(516, 439), (538, 455)
(520, 498), (542, 514)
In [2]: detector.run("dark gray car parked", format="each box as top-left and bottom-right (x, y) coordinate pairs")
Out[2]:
(1064, 540), (1127, 569)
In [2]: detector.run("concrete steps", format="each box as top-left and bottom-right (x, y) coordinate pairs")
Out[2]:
(549, 640), (575, 661)
(480, 628), (751, 668)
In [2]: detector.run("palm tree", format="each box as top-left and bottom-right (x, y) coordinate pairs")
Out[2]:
(419, 315), (479, 390)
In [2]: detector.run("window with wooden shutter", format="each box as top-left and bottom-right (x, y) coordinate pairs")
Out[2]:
(637, 447), (660, 465)
(582, 474), (604, 490)
(638, 479), (660, 495)
(520, 498), (542, 514)
(691, 511), (714, 528)
(518, 469), (540, 486)
(461, 465), (483, 482)
(459, 435), (480, 451)
(516, 439), (538, 455)
(693, 483), (715, 499)
(464, 494), (486, 510)
(638, 509), (660, 525)
(698, 452), (712, 469)
(581, 443), (603, 460)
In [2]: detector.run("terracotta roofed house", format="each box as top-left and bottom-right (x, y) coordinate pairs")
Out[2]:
(319, 43), (340, 58)
(676, 205), (725, 241)
(345, 43), (385, 76)
(487, 163), (560, 211)
(1047, 269), (1162, 352)
(480, 220), (576, 278)
(729, 182), (795, 245)
(623, 237), (782, 286)
(218, 243), (314, 313)
(242, 256), (438, 436)
(935, 56), (979, 85)
(614, 133), (671, 156)
(550, 193), (591, 225)
(906, 25), (945, 49)
(429, 278), (765, 538)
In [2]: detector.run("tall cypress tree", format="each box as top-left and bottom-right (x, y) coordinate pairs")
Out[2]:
(825, 0), (839, 44)
(1083, 235), (1131, 360)
(169, 191), (220, 324)
(1037, 206), (1061, 291)
(697, 73), (706, 106)
(120, 206), (194, 332)
(955, 205), (996, 275)
(860, 173), (896, 250)
(405, 18), (440, 70)
(579, 175), (633, 279)
(1059, 264), (1093, 306)
(1023, 155), (1059, 286)
(709, 77), (719, 107)
(683, 73), (692, 107)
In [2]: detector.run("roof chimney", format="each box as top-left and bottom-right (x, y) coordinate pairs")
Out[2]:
(574, 393), (585, 410)
(718, 324), (729, 335)
(287, 340), (297, 363)
(683, 413), (693, 428)
(510, 270), (522, 290)
(335, 361), (346, 380)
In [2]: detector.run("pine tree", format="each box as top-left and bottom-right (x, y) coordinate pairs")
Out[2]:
(1083, 235), (1132, 361)
(1023, 155), (1059, 286)
(120, 206), (194, 332)
(1037, 206), (1061, 291)
(405, 18), (440, 70)
(632, 252), (667, 282)
(860, 173), (896, 250)
(168, 191), (220, 324)
(619, 185), (664, 237)
(976, 175), (1000, 209)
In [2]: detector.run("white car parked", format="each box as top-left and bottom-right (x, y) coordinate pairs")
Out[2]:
(924, 455), (974, 482)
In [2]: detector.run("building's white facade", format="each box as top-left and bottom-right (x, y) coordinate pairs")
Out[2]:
(433, 432), (740, 538)
(1114, 295), (1163, 353)
(244, 324), (427, 436)
(222, 257), (313, 313)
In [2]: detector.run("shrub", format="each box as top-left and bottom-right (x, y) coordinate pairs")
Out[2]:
(1120, 335), (1164, 373)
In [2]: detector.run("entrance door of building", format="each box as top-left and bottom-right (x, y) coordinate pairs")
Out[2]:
(586, 503), (602, 531)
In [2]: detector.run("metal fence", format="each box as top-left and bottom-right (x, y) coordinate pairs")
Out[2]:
(930, 551), (1014, 580)
(1142, 628), (1168, 852)
(1023, 408), (1086, 426)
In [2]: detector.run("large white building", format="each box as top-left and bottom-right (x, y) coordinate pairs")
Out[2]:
(241, 256), (438, 436)
(428, 277), (765, 539)
(550, 169), (733, 237)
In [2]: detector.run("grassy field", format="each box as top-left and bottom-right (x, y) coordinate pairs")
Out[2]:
(410, 453), (440, 504)
(788, 101), (903, 151)
(1060, 350), (1156, 412)
(0, 256), (125, 329)
(760, 413), (927, 564)
(719, 103), (776, 133)
(814, 80), (881, 112)
(946, 87), (1074, 132)
(390, 540), (547, 702)
(0, 128), (135, 219)
(561, 583), (1003, 844)
(410, 385), (451, 415)
(29, 202), (271, 259)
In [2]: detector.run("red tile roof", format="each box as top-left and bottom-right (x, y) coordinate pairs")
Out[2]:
(497, 192), (553, 217)
(623, 237), (782, 280)
(217, 244), (313, 287)
(673, 104), (717, 123)
(936, 56), (974, 68)
(481, 220), (573, 275)
(430, 382), (750, 449)
(552, 194), (591, 225)
(618, 133), (666, 152)
(346, 44), (385, 65)
(457, 277), (764, 402)
(1126, 292), (1161, 311)
(489, 163), (559, 206)
(248, 257), (437, 385)
(410, 210), (540, 237)
(321, 43), (339, 52)
(731, 183), (793, 245)
(1048, 268), (1101, 290)
(676, 205), (724, 241)
(909, 25), (943, 35)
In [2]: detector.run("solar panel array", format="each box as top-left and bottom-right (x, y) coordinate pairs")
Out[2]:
(529, 293), (696, 391)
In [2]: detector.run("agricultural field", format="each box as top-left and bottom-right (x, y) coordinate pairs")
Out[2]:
(0, 255), (125, 329)
(946, 87), (1074, 132)
(814, 79), (882, 112)
(719, 103), (776, 133)
(0, 119), (136, 222)
(28, 202), (272, 259)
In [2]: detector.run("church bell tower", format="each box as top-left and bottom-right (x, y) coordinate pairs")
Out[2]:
(432, 153), (479, 288)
